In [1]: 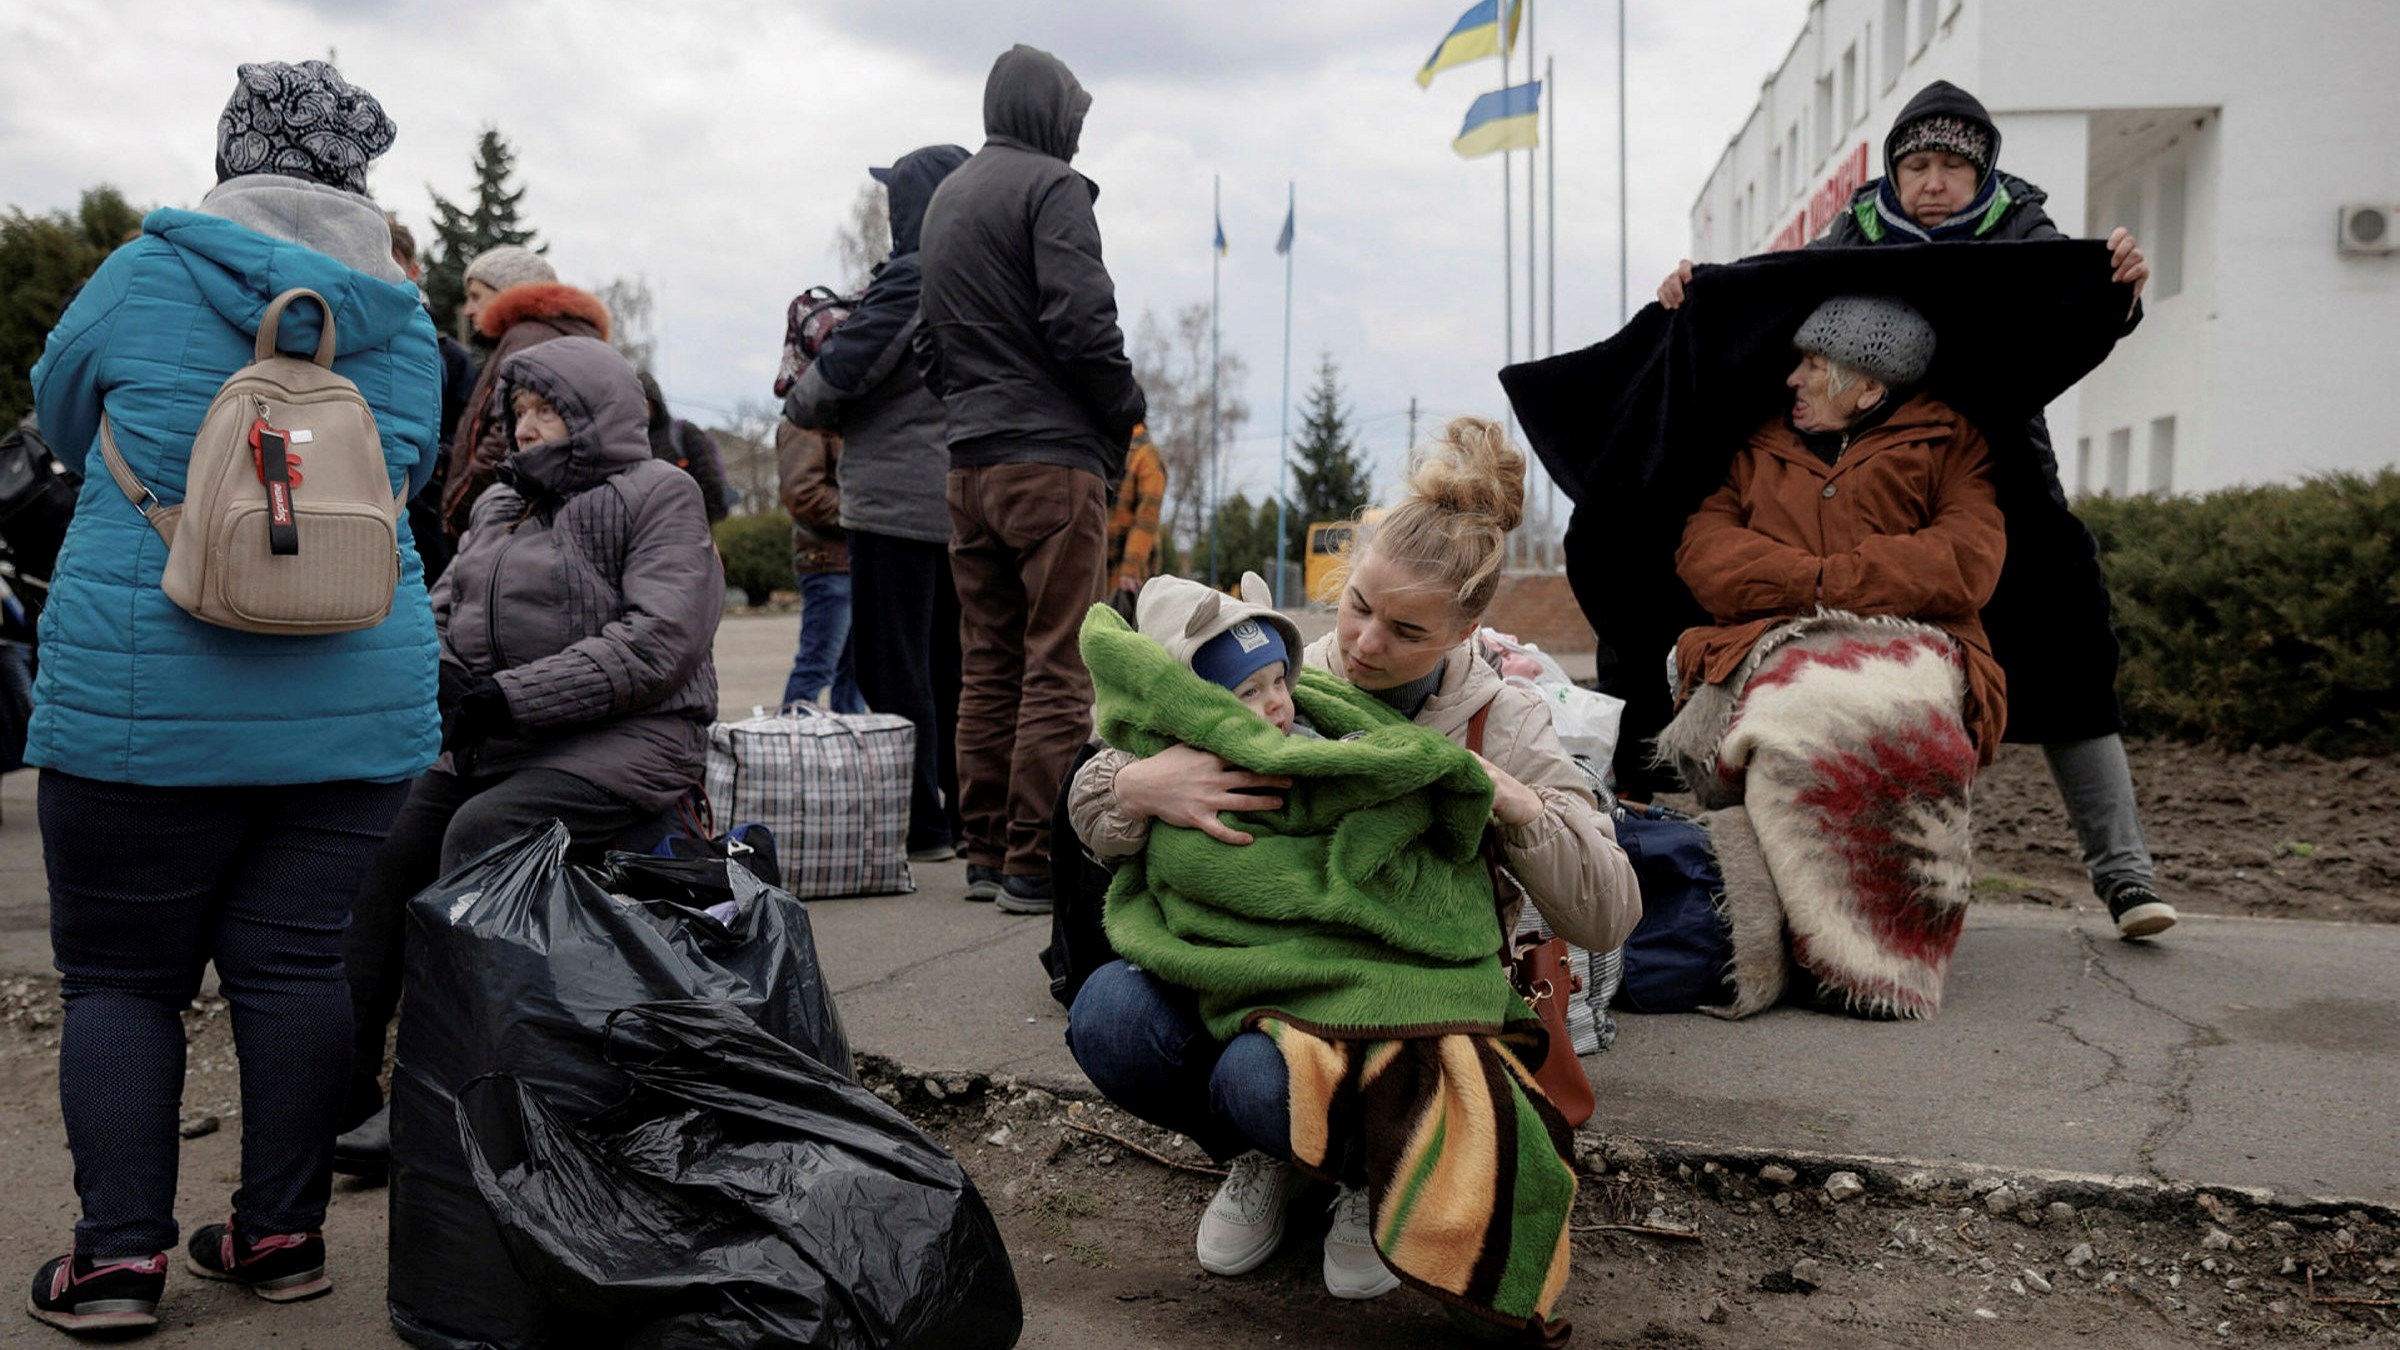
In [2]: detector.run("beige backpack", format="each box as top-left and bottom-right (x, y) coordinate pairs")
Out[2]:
(99, 287), (404, 636)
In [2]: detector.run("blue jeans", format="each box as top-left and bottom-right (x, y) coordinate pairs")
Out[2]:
(42, 771), (409, 1257)
(784, 571), (864, 713)
(1066, 961), (1289, 1163)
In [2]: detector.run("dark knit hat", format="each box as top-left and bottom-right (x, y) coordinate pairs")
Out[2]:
(1794, 295), (1936, 388)
(1890, 113), (1994, 179)
(214, 60), (396, 195)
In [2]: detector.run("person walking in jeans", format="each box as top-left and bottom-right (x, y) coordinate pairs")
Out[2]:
(915, 45), (1146, 913)
(776, 419), (866, 713)
(786, 144), (973, 860)
(21, 61), (441, 1333)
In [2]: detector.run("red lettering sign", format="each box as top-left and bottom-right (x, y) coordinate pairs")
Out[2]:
(1767, 142), (1871, 252)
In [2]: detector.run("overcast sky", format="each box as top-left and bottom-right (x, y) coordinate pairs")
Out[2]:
(0, 0), (1807, 512)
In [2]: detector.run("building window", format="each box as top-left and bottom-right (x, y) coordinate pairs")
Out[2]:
(1746, 183), (1758, 241)
(1767, 148), (1782, 209)
(2147, 417), (2176, 494)
(2155, 162), (2187, 299)
(1917, 0), (1937, 55)
(1815, 74), (1834, 167)
(2106, 427), (2133, 496)
(1882, 0), (1906, 89)
(1786, 124), (1800, 198)
(1841, 44), (1858, 129)
(2075, 437), (2092, 496)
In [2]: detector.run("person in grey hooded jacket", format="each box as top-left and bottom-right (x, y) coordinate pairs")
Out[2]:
(788, 144), (972, 860)
(334, 335), (722, 1168)
(914, 45), (1146, 912)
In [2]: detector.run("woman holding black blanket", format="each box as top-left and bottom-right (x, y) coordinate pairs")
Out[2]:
(1653, 80), (2173, 942)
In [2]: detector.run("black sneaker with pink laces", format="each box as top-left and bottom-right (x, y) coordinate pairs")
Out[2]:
(184, 1222), (330, 1302)
(27, 1250), (167, 1335)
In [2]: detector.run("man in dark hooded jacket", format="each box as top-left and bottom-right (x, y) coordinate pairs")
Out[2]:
(1655, 80), (2176, 942)
(914, 46), (1145, 915)
(789, 144), (973, 864)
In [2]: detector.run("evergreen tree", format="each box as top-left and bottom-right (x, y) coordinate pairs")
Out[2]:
(424, 127), (542, 339)
(1282, 352), (1372, 556)
(0, 185), (146, 427)
(1206, 491), (1283, 583)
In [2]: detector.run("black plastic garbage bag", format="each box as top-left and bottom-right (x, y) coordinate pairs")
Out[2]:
(456, 1000), (1021, 1350)
(390, 824), (853, 1349)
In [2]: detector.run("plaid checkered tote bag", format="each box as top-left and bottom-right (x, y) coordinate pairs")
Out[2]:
(704, 705), (917, 898)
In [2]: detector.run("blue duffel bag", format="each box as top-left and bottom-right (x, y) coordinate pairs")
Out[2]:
(1611, 805), (1735, 1013)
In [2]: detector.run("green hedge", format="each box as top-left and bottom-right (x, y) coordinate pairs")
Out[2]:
(2080, 469), (2400, 755)
(713, 513), (792, 607)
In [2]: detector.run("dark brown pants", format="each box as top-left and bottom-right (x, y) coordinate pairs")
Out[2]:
(947, 462), (1107, 877)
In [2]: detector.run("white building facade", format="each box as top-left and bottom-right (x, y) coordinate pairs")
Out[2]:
(1687, 0), (2400, 496)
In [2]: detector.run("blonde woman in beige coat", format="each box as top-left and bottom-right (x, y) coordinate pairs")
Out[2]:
(1063, 417), (1641, 1303)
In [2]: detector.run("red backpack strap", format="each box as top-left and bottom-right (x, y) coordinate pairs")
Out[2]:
(1466, 700), (1492, 755)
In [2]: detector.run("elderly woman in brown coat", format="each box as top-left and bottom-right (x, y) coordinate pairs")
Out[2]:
(1674, 294), (2007, 756)
(1666, 295), (2006, 1019)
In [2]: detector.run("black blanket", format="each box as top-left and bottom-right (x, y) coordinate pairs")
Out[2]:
(1501, 242), (2134, 795)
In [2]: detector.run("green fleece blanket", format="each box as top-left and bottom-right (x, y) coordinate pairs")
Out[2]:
(1084, 604), (1517, 1040)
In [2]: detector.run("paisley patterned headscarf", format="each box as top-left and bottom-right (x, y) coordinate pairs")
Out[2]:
(214, 60), (397, 195)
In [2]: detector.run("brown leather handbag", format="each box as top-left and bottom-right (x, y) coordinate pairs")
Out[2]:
(1467, 703), (1598, 1127)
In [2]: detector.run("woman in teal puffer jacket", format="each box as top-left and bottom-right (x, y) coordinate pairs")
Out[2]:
(22, 61), (440, 1336)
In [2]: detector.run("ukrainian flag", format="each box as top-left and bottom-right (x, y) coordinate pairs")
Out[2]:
(1454, 81), (1542, 158)
(1416, 0), (1523, 89)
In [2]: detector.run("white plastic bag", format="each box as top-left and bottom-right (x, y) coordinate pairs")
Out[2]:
(1478, 627), (1626, 772)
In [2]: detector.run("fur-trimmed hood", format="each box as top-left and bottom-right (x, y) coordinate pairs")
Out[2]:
(476, 280), (611, 343)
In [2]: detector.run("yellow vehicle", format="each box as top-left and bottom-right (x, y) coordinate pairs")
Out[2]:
(1303, 508), (1384, 604)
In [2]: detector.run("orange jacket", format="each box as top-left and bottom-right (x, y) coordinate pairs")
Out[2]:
(1673, 393), (2009, 760)
(1106, 438), (1167, 583)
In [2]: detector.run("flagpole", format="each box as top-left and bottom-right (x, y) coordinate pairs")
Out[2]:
(1546, 52), (1558, 554)
(1501, 15), (1515, 455)
(1525, 2), (1547, 567)
(1618, 0), (1630, 324)
(1546, 54), (1557, 358)
(1274, 181), (1294, 609)
(1209, 172), (1222, 590)
(1525, 0), (1537, 392)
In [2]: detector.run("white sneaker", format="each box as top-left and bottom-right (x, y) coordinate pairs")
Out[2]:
(1196, 1152), (1299, 1276)
(1321, 1184), (1401, 1299)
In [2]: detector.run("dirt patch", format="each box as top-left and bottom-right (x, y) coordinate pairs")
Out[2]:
(1966, 741), (2400, 923)
(0, 990), (2394, 1347)
(875, 1064), (2400, 1349)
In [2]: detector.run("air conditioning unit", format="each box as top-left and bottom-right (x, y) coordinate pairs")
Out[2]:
(2337, 203), (2396, 255)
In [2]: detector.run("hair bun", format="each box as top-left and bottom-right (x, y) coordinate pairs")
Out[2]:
(1402, 416), (1526, 533)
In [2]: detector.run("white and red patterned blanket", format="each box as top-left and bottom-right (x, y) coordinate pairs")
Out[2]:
(1659, 614), (1979, 1019)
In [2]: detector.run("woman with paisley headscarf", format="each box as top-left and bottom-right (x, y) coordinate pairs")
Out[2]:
(22, 61), (441, 1333)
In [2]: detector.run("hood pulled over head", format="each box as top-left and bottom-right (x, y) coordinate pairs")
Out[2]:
(873, 144), (973, 255)
(495, 336), (652, 496)
(982, 44), (1090, 162)
(1884, 80), (2000, 187)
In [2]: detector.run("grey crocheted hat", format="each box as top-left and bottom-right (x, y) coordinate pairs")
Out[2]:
(214, 60), (395, 195)
(463, 245), (557, 293)
(1793, 295), (1936, 387)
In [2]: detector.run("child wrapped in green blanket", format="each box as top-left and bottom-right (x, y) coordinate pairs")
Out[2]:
(1076, 571), (1578, 1339)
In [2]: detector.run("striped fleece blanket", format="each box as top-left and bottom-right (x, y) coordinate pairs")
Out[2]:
(1081, 606), (1577, 1336)
(1658, 613), (1979, 1019)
